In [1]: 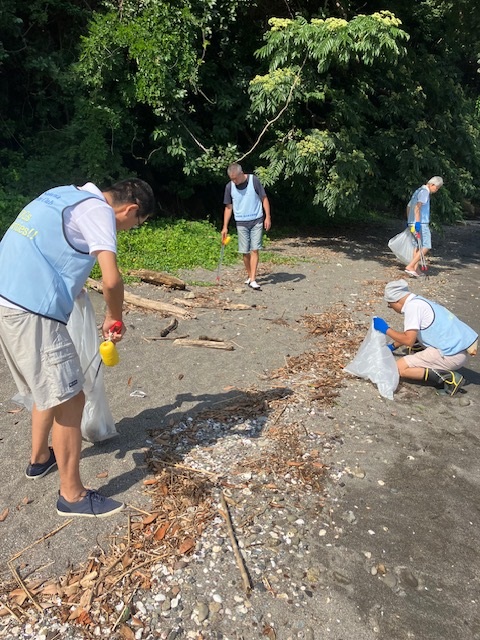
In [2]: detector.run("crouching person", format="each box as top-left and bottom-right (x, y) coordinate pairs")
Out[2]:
(373, 279), (478, 396)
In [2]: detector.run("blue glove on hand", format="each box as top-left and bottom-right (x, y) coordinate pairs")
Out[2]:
(414, 221), (421, 233)
(373, 316), (389, 334)
(387, 343), (397, 352)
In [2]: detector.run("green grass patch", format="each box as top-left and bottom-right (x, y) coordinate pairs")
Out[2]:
(90, 218), (239, 280)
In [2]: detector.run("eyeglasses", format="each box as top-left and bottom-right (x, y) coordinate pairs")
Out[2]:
(133, 211), (148, 229)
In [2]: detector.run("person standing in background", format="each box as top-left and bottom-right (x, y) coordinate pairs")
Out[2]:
(222, 163), (271, 291)
(404, 176), (443, 277)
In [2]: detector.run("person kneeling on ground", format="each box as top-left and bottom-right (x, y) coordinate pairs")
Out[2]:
(373, 279), (478, 396)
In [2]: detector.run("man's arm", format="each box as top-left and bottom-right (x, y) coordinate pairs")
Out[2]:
(96, 249), (125, 340)
(413, 201), (422, 224)
(262, 196), (271, 231)
(222, 205), (233, 241)
(386, 327), (418, 348)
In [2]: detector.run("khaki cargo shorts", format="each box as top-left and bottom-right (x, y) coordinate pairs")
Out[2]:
(403, 346), (468, 371)
(0, 307), (84, 411)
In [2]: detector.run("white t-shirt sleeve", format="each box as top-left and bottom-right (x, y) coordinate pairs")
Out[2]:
(63, 183), (117, 255)
(73, 200), (117, 255)
(403, 298), (434, 332)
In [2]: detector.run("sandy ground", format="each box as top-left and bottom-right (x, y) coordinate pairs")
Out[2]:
(0, 219), (479, 638)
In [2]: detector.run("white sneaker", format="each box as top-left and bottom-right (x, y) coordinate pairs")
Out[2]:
(249, 280), (261, 290)
(244, 277), (251, 285)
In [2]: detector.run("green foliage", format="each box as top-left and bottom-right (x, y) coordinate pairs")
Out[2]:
(90, 218), (239, 280)
(248, 12), (411, 218)
(2, 0), (480, 228)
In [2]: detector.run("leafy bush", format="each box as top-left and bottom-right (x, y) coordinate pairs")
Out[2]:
(90, 218), (239, 280)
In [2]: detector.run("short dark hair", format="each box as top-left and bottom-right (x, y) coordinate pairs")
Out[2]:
(106, 179), (155, 219)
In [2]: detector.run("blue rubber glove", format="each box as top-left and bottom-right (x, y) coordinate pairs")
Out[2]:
(373, 316), (389, 334)
(387, 343), (397, 352)
(414, 221), (421, 233)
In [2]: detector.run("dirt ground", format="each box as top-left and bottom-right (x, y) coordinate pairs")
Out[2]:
(0, 219), (479, 639)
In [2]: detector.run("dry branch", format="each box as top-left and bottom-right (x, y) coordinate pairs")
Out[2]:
(173, 338), (234, 350)
(220, 492), (252, 593)
(172, 297), (252, 311)
(129, 270), (186, 290)
(86, 278), (195, 319)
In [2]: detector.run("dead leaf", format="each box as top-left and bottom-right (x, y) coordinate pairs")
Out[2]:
(178, 537), (195, 555)
(96, 471), (108, 479)
(262, 625), (277, 639)
(141, 512), (159, 526)
(131, 616), (144, 627)
(80, 571), (98, 588)
(154, 521), (171, 541)
(286, 461), (304, 467)
(143, 478), (158, 486)
(119, 624), (135, 640)
(41, 582), (59, 596)
(21, 496), (33, 505)
(0, 508), (9, 522)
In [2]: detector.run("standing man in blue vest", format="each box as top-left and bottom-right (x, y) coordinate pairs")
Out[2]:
(404, 176), (443, 277)
(0, 179), (155, 517)
(373, 279), (477, 396)
(222, 163), (271, 291)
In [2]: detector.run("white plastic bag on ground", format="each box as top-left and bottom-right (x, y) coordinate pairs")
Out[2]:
(68, 289), (118, 442)
(344, 320), (399, 400)
(12, 290), (118, 442)
(388, 227), (414, 265)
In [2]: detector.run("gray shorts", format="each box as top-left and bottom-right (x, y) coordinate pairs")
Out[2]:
(403, 346), (467, 371)
(237, 220), (264, 254)
(0, 307), (84, 411)
(410, 224), (432, 250)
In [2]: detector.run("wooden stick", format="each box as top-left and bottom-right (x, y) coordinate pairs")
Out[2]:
(144, 334), (189, 341)
(7, 561), (43, 613)
(129, 269), (186, 289)
(153, 461), (219, 478)
(173, 297), (252, 311)
(87, 278), (195, 319)
(219, 492), (252, 594)
(9, 520), (72, 562)
(173, 338), (234, 350)
(0, 602), (20, 622)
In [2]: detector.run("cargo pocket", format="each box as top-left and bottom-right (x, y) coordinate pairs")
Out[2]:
(43, 341), (83, 400)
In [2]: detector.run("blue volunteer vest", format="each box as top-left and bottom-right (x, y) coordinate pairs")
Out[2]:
(407, 186), (430, 224)
(0, 186), (104, 324)
(416, 296), (478, 356)
(231, 175), (263, 222)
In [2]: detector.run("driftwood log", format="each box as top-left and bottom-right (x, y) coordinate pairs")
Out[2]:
(129, 269), (186, 290)
(173, 338), (234, 351)
(172, 297), (252, 311)
(86, 278), (195, 319)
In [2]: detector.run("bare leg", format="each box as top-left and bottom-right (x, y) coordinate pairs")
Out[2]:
(397, 358), (425, 381)
(249, 250), (259, 282)
(31, 404), (55, 464)
(406, 247), (429, 274)
(51, 391), (86, 503)
(242, 253), (251, 280)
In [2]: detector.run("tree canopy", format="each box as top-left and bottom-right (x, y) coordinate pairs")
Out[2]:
(1, 0), (480, 227)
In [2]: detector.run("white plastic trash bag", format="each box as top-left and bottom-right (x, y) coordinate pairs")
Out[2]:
(12, 290), (118, 442)
(344, 321), (399, 400)
(388, 227), (414, 265)
(68, 289), (118, 442)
